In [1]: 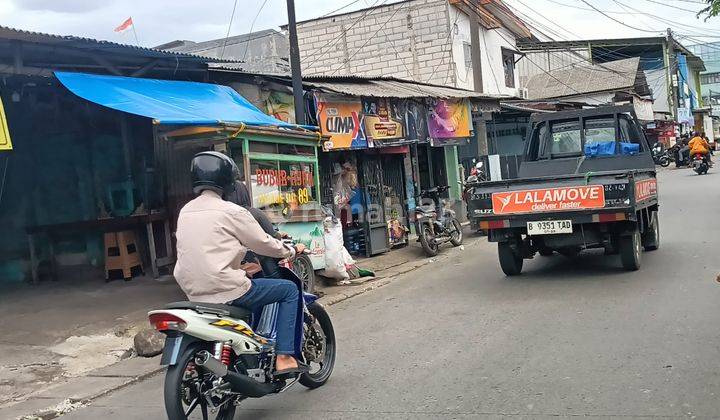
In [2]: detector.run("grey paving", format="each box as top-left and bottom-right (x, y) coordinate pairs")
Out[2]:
(60, 168), (720, 419)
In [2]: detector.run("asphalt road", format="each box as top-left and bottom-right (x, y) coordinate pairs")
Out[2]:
(62, 167), (720, 419)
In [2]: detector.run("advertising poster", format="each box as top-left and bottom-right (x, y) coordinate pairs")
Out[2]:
(0, 97), (12, 151)
(277, 221), (326, 270)
(264, 91), (295, 124)
(362, 98), (403, 147)
(315, 93), (367, 150)
(403, 100), (429, 143)
(426, 98), (472, 139)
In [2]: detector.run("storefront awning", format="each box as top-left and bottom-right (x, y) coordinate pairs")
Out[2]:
(54, 71), (298, 127)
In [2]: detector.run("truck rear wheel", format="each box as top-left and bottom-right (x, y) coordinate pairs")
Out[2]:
(619, 230), (641, 271)
(643, 211), (660, 251)
(498, 242), (523, 276)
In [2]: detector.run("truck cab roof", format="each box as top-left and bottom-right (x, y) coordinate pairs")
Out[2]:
(519, 105), (655, 178)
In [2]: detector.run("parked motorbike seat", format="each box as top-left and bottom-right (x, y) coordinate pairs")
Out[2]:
(165, 301), (252, 321)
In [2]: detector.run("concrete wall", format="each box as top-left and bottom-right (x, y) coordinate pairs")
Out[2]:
(448, 7), (519, 95)
(296, 0), (521, 93)
(296, 0), (453, 85)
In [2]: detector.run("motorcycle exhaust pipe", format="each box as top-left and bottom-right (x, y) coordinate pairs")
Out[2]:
(194, 350), (277, 398)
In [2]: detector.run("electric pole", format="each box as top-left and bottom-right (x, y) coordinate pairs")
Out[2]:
(666, 28), (679, 124)
(286, 0), (305, 125)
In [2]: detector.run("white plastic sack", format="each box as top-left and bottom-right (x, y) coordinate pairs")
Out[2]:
(322, 216), (350, 280)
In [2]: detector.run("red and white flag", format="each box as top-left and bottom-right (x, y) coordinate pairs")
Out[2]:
(114, 17), (133, 33)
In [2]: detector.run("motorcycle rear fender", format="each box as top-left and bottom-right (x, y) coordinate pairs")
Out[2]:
(149, 309), (266, 357)
(160, 333), (200, 366)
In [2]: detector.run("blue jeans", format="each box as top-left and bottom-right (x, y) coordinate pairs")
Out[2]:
(228, 279), (298, 355)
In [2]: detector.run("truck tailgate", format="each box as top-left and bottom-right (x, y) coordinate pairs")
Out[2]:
(467, 172), (657, 226)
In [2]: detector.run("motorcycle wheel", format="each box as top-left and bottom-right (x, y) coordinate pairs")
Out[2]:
(449, 218), (463, 246)
(659, 156), (670, 167)
(419, 224), (439, 257)
(164, 342), (237, 420)
(300, 302), (336, 389)
(292, 254), (316, 293)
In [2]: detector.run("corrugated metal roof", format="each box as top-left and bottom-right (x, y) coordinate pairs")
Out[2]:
(300, 75), (507, 100)
(524, 57), (643, 100)
(0, 25), (228, 63)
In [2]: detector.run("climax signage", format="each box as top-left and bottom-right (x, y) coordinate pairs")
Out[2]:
(315, 94), (367, 150)
(492, 185), (605, 214)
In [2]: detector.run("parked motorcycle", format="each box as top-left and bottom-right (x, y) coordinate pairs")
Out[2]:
(467, 159), (487, 183)
(692, 153), (710, 175)
(414, 185), (463, 257)
(149, 249), (336, 420)
(651, 142), (671, 167)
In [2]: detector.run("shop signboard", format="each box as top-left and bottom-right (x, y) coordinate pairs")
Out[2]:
(0, 97), (12, 151)
(253, 162), (316, 211)
(426, 98), (472, 139)
(315, 94), (367, 150)
(264, 91), (295, 124)
(362, 98), (404, 147)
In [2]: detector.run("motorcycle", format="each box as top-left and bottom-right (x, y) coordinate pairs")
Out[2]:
(414, 185), (463, 257)
(692, 152), (710, 175)
(651, 143), (671, 167)
(149, 249), (336, 420)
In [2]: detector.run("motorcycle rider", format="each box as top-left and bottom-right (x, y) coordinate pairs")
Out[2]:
(689, 131), (713, 166)
(173, 151), (307, 375)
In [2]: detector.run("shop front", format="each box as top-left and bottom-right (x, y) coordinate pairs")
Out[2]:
(313, 92), (474, 257)
(56, 71), (325, 287)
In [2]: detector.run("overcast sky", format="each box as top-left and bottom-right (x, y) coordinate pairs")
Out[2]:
(0, 0), (718, 49)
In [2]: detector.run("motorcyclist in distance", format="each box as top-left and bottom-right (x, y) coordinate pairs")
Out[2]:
(689, 131), (713, 166)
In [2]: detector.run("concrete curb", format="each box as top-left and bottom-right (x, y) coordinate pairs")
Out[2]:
(318, 234), (486, 307)
(12, 234), (488, 419)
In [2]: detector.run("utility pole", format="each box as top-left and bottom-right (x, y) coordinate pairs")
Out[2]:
(666, 28), (679, 124)
(286, 0), (305, 125)
(468, 14), (489, 157)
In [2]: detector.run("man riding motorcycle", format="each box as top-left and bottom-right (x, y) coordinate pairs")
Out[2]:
(173, 151), (308, 375)
(689, 131), (713, 166)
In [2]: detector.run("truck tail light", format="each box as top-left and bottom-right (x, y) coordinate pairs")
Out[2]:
(479, 219), (510, 230)
(592, 213), (627, 223)
(149, 313), (187, 332)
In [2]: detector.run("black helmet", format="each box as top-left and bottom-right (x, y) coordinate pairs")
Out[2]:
(190, 151), (240, 195)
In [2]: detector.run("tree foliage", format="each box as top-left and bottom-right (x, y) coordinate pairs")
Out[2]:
(698, 0), (720, 21)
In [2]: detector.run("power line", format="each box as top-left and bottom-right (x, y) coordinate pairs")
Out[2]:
(319, 0), (365, 18)
(611, 0), (720, 38)
(220, 0), (239, 59)
(481, 27), (502, 92)
(241, 0), (271, 62)
(492, 28), (604, 104)
(640, 0), (702, 13)
(328, 1), (406, 76)
(423, 9), (462, 84)
(578, 0), (662, 34)
(301, 0), (388, 68)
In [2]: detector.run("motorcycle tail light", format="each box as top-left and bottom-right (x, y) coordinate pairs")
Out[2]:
(149, 313), (187, 332)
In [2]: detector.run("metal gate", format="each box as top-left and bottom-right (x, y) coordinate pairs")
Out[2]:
(360, 154), (389, 255)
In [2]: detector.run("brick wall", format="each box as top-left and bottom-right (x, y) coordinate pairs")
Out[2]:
(296, 0), (455, 87)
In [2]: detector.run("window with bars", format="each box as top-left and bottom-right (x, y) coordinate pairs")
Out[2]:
(700, 72), (720, 85)
(502, 49), (515, 88)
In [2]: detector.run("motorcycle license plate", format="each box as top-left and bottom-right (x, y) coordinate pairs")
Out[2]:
(526, 220), (572, 235)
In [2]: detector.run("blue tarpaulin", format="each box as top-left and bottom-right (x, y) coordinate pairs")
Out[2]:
(54, 71), (297, 127)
